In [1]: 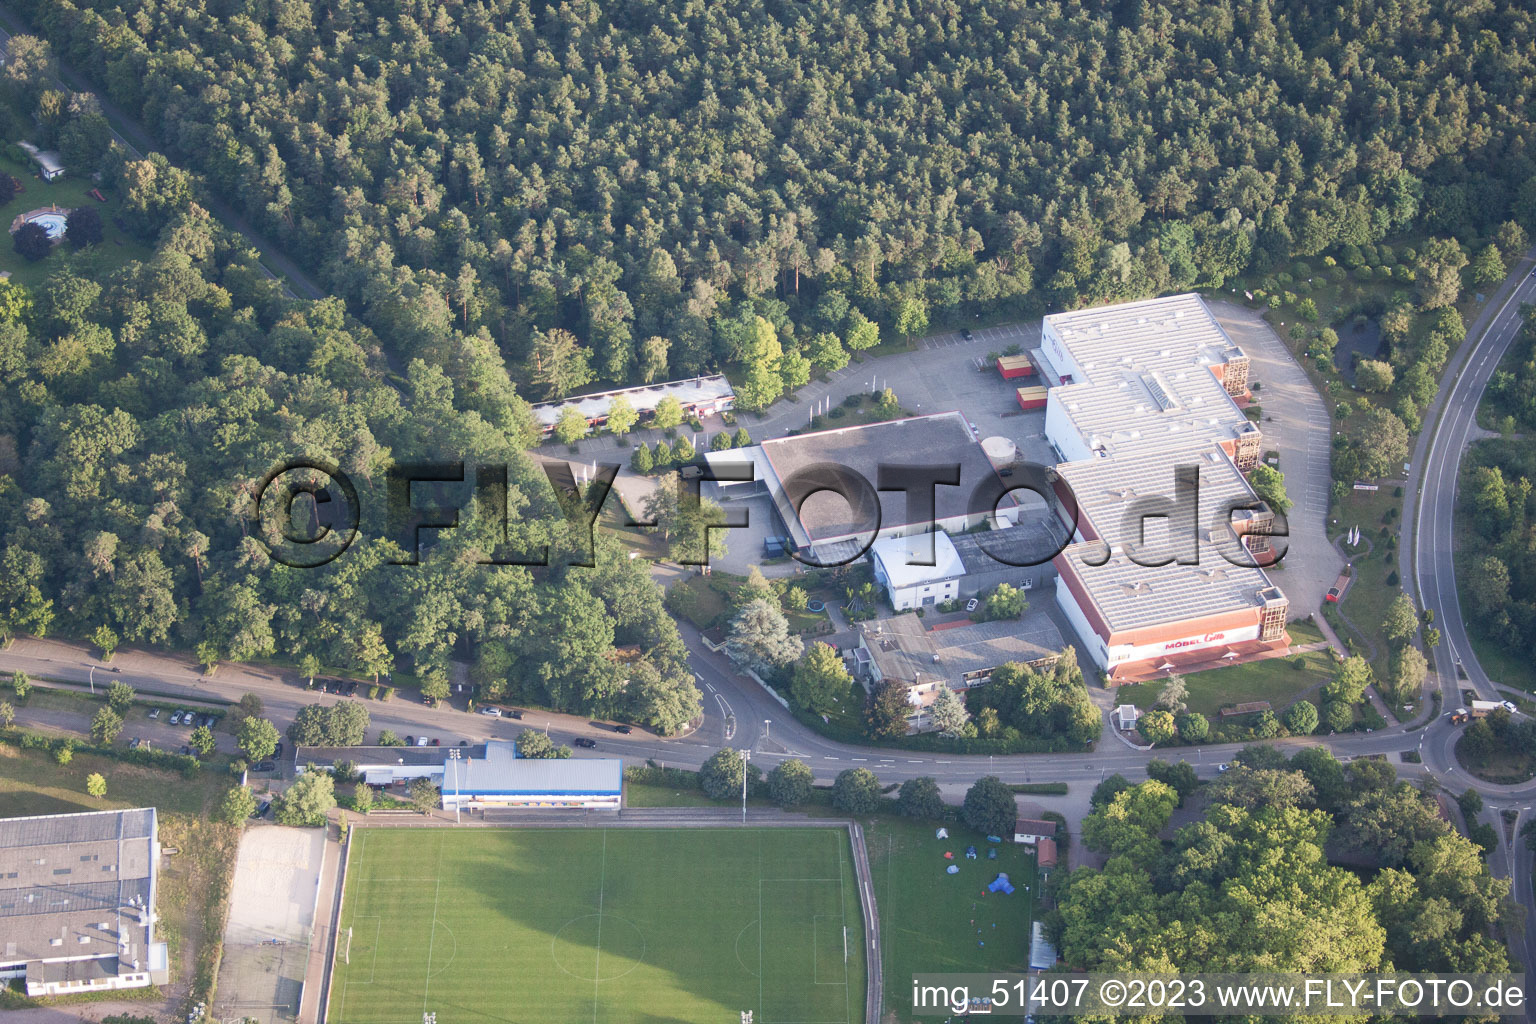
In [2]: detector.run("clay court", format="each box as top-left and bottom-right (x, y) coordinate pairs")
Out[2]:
(213, 826), (326, 1024)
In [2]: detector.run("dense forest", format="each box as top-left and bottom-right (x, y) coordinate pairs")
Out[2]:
(1051, 747), (1513, 988)
(0, 165), (703, 732)
(9, 0), (1536, 404)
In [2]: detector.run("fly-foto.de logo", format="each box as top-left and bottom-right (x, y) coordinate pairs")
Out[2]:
(248, 457), (1286, 571)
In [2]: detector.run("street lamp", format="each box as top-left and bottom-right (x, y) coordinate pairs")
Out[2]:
(739, 749), (751, 825)
(88, 665), (96, 695)
(448, 749), (462, 825)
(764, 719), (772, 744)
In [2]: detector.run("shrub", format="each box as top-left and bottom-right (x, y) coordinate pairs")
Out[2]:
(12, 222), (50, 261)
(832, 767), (882, 813)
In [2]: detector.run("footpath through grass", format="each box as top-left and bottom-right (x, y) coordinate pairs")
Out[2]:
(332, 827), (867, 1024)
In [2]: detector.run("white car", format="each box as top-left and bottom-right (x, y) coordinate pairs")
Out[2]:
(1502, 700), (1519, 714)
(1216, 763), (1231, 773)
(965, 598), (979, 612)
(479, 706), (503, 717)
(415, 735), (430, 746)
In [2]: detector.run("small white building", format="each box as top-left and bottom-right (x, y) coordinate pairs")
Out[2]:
(294, 740), (623, 809)
(869, 532), (965, 610)
(17, 141), (64, 182)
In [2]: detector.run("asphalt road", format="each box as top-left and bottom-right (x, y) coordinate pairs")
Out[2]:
(1404, 250), (1536, 983)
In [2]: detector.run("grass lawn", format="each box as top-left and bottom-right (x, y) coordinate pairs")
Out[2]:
(0, 150), (152, 289)
(331, 827), (867, 1024)
(865, 816), (1036, 1022)
(1112, 643), (1337, 719)
(0, 738), (222, 817)
(1455, 733), (1536, 785)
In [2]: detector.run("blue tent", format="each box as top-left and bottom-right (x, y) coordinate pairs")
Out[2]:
(987, 872), (1015, 895)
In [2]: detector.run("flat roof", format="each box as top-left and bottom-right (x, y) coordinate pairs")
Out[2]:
(1058, 542), (1279, 633)
(297, 741), (622, 795)
(759, 412), (1008, 542)
(295, 745), (483, 768)
(531, 375), (733, 428)
(870, 532), (965, 589)
(0, 809), (158, 969)
(1044, 294), (1251, 460)
(455, 741), (622, 795)
(1055, 440), (1267, 557)
(949, 517), (1070, 573)
(862, 611), (1062, 688)
(0, 808), (155, 849)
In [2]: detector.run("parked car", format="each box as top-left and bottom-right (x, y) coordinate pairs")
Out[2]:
(430, 738), (441, 746)
(405, 736), (415, 746)
(479, 706), (503, 717)
(274, 742), (284, 758)
(252, 800), (271, 819)
(169, 710), (182, 725)
(965, 598), (979, 612)
(574, 737), (597, 748)
(508, 710), (523, 720)
(415, 735), (430, 746)
(180, 745), (192, 756)
(1216, 763), (1231, 773)
(345, 681), (358, 695)
(961, 328), (974, 341)
(1502, 700), (1519, 714)
(614, 725), (633, 734)
(147, 708), (160, 720)
(129, 737), (141, 749)
(254, 761), (276, 772)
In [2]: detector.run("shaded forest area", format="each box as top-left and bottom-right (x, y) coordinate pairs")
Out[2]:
(1054, 748), (1513, 981)
(12, 0), (1536, 408)
(0, 178), (703, 734)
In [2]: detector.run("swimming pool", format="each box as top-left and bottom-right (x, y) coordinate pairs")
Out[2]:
(28, 213), (66, 239)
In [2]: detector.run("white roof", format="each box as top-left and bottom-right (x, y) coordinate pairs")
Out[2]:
(1055, 440), (1264, 556)
(531, 375), (733, 427)
(870, 532), (965, 590)
(17, 141), (63, 174)
(1045, 294), (1251, 459)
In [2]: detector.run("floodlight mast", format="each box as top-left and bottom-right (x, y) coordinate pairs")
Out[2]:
(739, 749), (751, 824)
(448, 749), (462, 824)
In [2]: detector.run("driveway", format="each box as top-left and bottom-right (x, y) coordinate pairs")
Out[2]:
(1210, 301), (1343, 617)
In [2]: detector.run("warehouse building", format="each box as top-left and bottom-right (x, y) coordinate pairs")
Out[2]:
(294, 740), (623, 809)
(1036, 294), (1289, 682)
(531, 374), (734, 438)
(0, 809), (169, 998)
(706, 410), (1022, 565)
(1037, 292), (1259, 469)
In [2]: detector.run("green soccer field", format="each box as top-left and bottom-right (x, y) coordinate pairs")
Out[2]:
(330, 827), (867, 1024)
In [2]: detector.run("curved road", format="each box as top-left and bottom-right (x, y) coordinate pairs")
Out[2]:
(1405, 249), (1536, 982)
